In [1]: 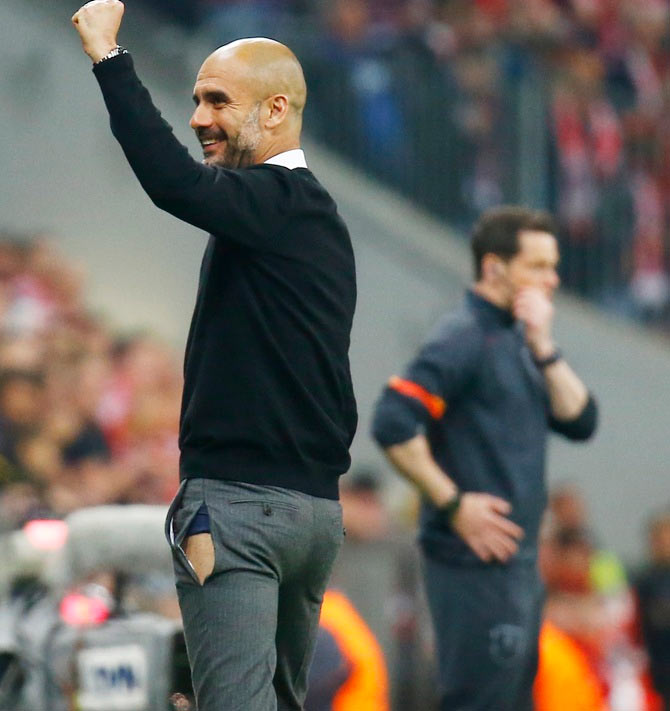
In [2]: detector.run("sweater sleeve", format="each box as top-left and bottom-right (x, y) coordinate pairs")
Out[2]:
(548, 393), (598, 441)
(371, 319), (484, 447)
(92, 53), (291, 249)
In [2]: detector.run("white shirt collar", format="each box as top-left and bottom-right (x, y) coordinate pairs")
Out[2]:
(264, 149), (308, 170)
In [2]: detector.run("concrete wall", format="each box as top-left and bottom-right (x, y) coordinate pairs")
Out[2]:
(2, 0), (669, 563)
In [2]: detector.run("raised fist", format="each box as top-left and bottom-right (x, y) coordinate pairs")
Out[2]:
(72, 0), (125, 63)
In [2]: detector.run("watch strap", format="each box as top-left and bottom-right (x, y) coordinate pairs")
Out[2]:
(532, 348), (562, 369)
(439, 490), (462, 525)
(94, 45), (128, 65)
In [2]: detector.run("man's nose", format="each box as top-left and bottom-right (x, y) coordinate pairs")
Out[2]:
(190, 104), (213, 129)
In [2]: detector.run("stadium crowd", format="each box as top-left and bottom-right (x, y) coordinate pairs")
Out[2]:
(0, 232), (181, 531)
(143, 0), (670, 331)
(0, 232), (668, 708)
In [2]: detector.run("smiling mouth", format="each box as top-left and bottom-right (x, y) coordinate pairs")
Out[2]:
(201, 140), (222, 153)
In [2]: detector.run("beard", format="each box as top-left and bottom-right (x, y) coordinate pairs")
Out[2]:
(203, 103), (263, 169)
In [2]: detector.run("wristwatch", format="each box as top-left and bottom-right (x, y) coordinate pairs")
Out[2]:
(532, 348), (562, 369)
(439, 489), (462, 526)
(94, 45), (128, 65)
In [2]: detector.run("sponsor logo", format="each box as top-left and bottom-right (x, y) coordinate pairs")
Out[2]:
(77, 644), (149, 710)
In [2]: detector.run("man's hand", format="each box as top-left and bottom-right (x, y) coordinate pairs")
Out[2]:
(72, 0), (125, 63)
(383, 434), (524, 563)
(513, 287), (555, 359)
(451, 493), (524, 563)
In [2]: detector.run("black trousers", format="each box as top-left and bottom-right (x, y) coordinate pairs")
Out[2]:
(422, 555), (544, 711)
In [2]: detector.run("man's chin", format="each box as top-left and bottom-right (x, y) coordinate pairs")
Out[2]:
(201, 147), (258, 169)
(202, 153), (223, 166)
(202, 152), (243, 169)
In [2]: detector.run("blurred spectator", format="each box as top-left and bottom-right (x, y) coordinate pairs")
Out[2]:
(0, 369), (46, 473)
(306, 588), (390, 711)
(534, 619), (608, 711)
(539, 517), (663, 710)
(305, 625), (351, 711)
(551, 49), (630, 298)
(636, 510), (670, 711)
(550, 483), (628, 595)
(340, 467), (391, 541)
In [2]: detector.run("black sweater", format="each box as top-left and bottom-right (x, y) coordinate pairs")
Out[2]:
(93, 54), (357, 499)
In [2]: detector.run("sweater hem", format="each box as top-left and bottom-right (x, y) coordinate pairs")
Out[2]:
(179, 456), (341, 500)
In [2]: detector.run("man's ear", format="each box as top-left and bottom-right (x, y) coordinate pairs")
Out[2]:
(482, 254), (504, 281)
(265, 94), (289, 128)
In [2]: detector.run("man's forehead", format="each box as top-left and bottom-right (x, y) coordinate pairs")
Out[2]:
(517, 230), (558, 254)
(193, 60), (249, 95)
(194, 52), (249, 89)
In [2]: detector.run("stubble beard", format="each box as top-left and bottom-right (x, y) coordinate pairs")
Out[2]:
(207, 103), (263, 169)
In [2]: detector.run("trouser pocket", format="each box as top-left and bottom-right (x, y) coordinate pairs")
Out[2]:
(164, 479), (206, 586)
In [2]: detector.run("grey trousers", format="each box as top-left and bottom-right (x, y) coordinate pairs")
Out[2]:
(164, 478), (344, 711)
(422, 556), (544, 711)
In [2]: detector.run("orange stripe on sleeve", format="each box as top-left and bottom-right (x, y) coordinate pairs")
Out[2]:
(388, 376), (446, 419)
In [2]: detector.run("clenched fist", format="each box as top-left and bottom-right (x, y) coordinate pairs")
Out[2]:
(72, 0), (125, 63)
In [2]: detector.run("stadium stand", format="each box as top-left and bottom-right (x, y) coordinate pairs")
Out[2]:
(136, 0), (670, 333)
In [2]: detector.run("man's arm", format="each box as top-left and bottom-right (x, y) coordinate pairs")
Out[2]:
(71, 0), (205, 195)
(371, 324), (525, 565)
(515, 288), (597, 435)
(540, 360), (588, 421)
(382, 433), (524, 563)
(71, 1), (289, 248)
(384, 432), (458, 508)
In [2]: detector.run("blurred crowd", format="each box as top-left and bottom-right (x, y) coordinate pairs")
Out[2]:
(0, 232), (182, 532)
(0, 231), (668, 708)
(142, 0), (670, 332)
(537, 485), (670, 711)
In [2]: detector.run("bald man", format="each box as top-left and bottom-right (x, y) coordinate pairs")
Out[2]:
(73, 3), (357, 709)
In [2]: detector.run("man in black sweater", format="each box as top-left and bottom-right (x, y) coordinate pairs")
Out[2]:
(72, 2), (357, 709)
(372, 206), (597, 711)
